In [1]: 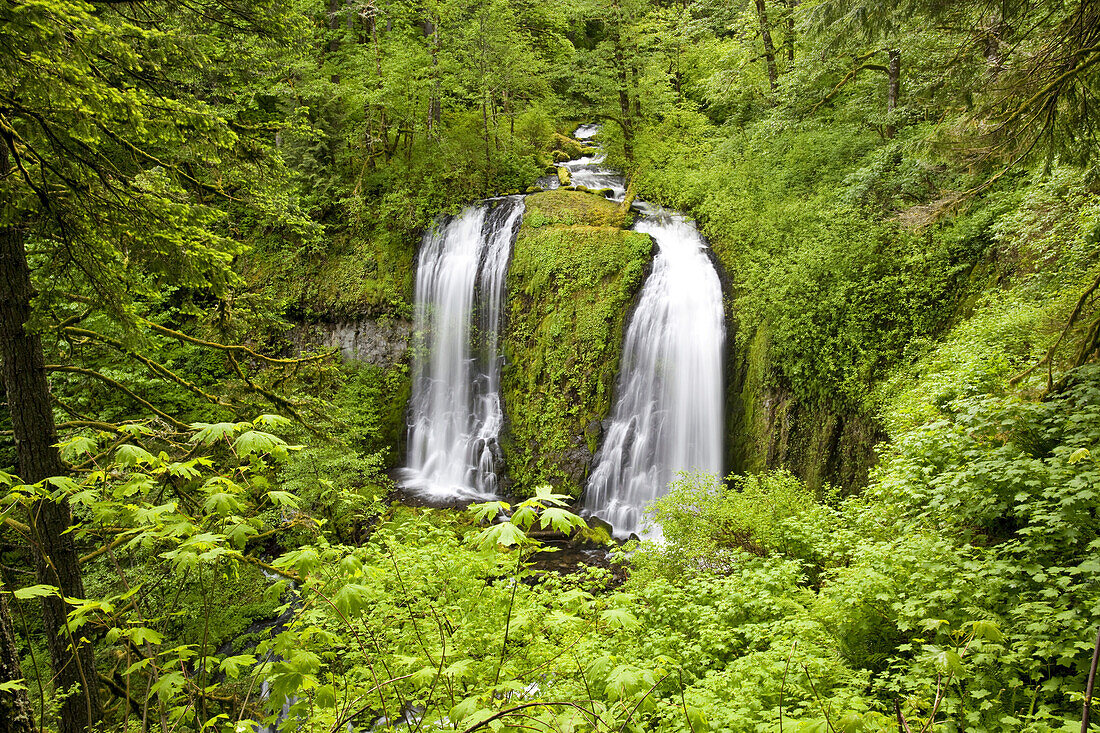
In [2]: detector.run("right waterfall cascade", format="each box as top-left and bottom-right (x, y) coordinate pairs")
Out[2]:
(583, 212), (726, 538)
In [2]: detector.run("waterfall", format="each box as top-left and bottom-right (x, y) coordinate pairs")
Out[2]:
(585, 213), (725, 537)
(402, 196), (525, 499)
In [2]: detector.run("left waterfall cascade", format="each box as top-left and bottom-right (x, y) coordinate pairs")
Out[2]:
(401, 196), (525, 500)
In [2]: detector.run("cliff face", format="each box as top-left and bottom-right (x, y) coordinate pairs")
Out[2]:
(288, 318), (413, 369)
(725, 324), (884, 495)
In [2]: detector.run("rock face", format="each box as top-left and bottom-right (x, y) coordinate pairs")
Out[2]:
(725, 326), (884, 494)
(289, 318), (412, 368)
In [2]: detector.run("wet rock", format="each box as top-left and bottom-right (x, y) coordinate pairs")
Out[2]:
(287, 318), (412, 368)
(551, 132), (585, 160)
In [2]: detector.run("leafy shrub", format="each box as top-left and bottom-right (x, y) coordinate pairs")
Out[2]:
(640, 470), (842, 579)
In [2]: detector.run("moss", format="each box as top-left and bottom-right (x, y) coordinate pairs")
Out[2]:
(577, 523), (613, 545)
(314, 229), (415, 317)
(557, 166), (571, 186)
(523, 190), (630, 229)
(729, 323), (883, 494)
(551, 132), (585, 160)
(502, 190), (653, 497)
(734, 325), (771, 474)
(244, 225), (415, 320)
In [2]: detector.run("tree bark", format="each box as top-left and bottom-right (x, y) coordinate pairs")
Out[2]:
(0, 589), (36, 733)
(886, 48), (901, 138)
(784, 0), (797, 63)
(0, 140), (100, 733)
(328, 0), (342, 84)
(366, 1), (392, 162)
(755, 0), (779, 91)
(424, 19), (442, 137)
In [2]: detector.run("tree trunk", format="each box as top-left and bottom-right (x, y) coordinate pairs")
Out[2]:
(784, 0), (797, 63)
(983, 15), (1005, 77)
(425, 20), (442, 137)
(613, 42), (635, 164)
(0, 140), (101, 733)
(755, 0), (779, 91)
(366, 0), (391, 162)
(0, 589), (36, 733)
(886, 48), (900, 138)
(328, 0), (342, 84)
(482, 95), (493, 190)
(608, 0), (635, 165)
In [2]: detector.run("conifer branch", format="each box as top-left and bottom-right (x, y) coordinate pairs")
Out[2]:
(45, 365), (191, 430)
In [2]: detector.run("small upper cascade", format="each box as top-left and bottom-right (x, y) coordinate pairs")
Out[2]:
(537, 127), (627, 201)
(402, 196), (525, 499)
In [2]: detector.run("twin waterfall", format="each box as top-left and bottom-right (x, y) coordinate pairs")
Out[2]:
(402, 133), (725, 537)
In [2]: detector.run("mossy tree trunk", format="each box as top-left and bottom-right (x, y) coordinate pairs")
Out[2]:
(0, 138), (100, 733)
(784, 0), (797, 63)
(886, 48), (900, 138)
(755, 0), (779, 91)
(0, 589), (35, 733)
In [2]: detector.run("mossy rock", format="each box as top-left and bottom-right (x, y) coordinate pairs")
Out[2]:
(545, 164), (559, 175)
(502, 190), (654, 497)
(575, 185), (590, 193)
(577, 520), (613, 546)
(580, 145), (598, 156)
(522, 190), (629, 229)
(595, 188), (615, 198)
(551, 132), (585, 160)
(557, 166), (571, 186)
(252, 225), (414, 320)
(553, 150), (571, 163)
(525, 185), (545, 194)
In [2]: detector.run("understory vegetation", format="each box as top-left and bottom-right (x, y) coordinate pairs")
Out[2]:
(3, 0), (1100, 731)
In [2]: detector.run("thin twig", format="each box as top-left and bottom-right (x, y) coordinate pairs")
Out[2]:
(1082, 626), (1100, 733)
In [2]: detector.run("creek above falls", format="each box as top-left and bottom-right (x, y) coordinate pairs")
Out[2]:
(400, 126), (725, 538)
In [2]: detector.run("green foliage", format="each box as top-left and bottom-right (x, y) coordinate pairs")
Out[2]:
(502, 191), (652, 496)
(256, 498), (682, 733)
(5, 417), (307, 731)
(6, 2), (1100, 733)
(641, 470), (846, 579)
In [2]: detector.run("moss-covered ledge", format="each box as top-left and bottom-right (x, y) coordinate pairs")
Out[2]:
(501, 190), (654, 497)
